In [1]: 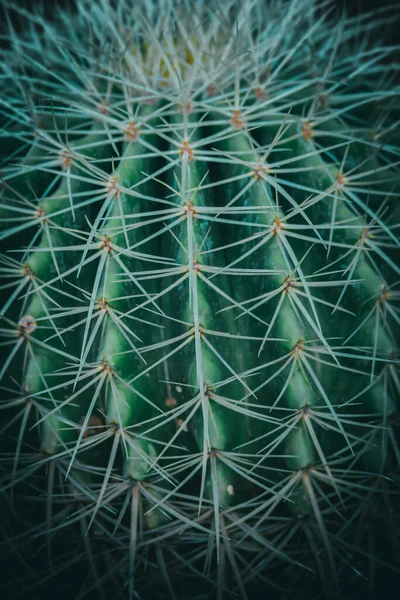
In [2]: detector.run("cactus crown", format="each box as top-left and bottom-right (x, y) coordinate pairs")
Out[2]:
(0, 0), (399, 599)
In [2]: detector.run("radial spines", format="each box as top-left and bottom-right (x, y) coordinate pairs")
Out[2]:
(0, 0), (399, 598)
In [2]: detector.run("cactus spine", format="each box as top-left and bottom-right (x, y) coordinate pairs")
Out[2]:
(0, 0), (399, 598)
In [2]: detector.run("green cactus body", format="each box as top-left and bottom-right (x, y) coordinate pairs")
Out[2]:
(0, 1), (399, 599)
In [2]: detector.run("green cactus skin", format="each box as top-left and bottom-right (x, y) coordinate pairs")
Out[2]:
(0, 0), (399, 598)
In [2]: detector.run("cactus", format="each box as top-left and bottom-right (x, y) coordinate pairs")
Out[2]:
(0, 0), (399, 598)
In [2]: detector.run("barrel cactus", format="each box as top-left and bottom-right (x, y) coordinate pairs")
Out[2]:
(0, 0), (399, 598)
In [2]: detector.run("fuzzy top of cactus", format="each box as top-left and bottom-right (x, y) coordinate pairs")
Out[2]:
(0, 1), (399, 600)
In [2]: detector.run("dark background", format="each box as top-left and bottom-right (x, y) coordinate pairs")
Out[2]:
(0, 0), (399, 43)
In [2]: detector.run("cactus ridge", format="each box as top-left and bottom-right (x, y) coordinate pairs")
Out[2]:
(0, 0), (399, 599)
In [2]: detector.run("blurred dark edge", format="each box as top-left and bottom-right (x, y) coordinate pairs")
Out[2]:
(0, 0), (400, 34)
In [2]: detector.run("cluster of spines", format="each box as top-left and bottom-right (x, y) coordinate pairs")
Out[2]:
(0, 0), (399, 598)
